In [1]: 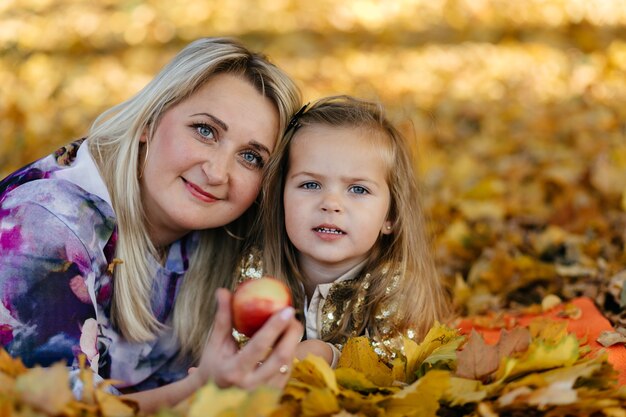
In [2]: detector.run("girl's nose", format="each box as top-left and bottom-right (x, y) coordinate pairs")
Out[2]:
(320, 193), (342, 213)
(201, 156), (229, 185)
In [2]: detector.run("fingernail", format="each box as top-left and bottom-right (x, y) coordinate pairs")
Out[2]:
(279, 307), (295, 320)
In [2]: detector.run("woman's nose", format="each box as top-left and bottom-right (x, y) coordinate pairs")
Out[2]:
(201, 156), (229, 185)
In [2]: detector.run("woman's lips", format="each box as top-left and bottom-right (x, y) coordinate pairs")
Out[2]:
(183, 179), (220, 203)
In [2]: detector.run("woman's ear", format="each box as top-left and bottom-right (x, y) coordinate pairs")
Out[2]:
(381, 220), (393, 235)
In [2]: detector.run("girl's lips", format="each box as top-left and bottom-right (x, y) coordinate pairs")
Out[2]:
(183, 179), (220, 203)
(313, 225), (346, 241)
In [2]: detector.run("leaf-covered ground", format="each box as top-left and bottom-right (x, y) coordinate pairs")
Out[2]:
(3, 0), (626, 415)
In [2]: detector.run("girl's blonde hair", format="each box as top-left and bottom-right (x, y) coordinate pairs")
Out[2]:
(88, 37), (301, 359)
(260, 95), (450, 342)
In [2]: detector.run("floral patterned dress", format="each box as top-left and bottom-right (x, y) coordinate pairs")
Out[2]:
(0, 140), (195, 392)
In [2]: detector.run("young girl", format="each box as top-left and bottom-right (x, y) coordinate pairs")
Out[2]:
(241, 95), (451, 366)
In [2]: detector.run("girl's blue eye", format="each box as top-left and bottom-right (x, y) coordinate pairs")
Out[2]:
(349, 185), (368, 194)
(302, 182), (320, 190)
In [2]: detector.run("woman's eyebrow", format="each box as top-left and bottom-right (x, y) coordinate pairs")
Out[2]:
(249, 141), (271, 156)
(190, 113), (228, 131)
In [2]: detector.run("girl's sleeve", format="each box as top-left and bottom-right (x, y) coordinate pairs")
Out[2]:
(0, 200), (98, 369)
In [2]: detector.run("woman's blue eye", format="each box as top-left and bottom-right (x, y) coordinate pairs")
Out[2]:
(241, 151), (264, 168)
(302, 182), (320, 190)
(198, 125), (213, 137)
(350, 185), (368, 194)
(193, 123), (215, 139)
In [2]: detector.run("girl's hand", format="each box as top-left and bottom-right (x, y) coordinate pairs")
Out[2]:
(187, 288), (303, 391)
(295, 339), (334, 365)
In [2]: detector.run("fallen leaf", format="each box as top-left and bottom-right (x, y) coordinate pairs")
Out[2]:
(456, 330), (499, 380)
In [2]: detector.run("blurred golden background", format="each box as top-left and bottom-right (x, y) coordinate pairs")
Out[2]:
(3, 0), (626, 316)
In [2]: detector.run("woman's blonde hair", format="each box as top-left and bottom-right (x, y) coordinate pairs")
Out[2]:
(260, 95), (450, 342)
(87, 37), (301, 359)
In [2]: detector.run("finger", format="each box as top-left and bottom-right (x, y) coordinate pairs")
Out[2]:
(245, 318), (303, 388)
(207, 288), (234, 345)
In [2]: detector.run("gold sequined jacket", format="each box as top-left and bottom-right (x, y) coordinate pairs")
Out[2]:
(237, 250), (417, 364)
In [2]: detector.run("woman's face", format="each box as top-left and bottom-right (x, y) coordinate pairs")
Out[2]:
(140, 73), (279, 246)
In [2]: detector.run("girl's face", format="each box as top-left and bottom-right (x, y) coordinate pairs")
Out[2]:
(141, 73), (279, 246)
(283, 124), (393, 277)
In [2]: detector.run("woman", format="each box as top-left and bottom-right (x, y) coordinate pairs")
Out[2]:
(0, 37), (303, 412)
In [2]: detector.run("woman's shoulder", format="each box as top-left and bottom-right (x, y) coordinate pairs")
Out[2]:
(1, 176), (116, 258)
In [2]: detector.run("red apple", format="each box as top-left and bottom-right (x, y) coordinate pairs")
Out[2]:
(232, 277), (293, 337)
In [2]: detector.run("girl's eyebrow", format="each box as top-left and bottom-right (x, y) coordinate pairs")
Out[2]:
(289, 171), (379, 185)
(190, 112), (228, 131)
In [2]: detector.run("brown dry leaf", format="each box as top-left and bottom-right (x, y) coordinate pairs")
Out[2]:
(497, 327), (531, 358)
(456, 329), (499, 380)
(336, 337), (393, 387)
(597, 330), (626, 347)
(14, 363), (73, 415)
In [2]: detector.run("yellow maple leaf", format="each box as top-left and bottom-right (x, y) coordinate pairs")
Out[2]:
(301, 387), (340, 416)
(528, 318), (569, 344)
(390, 356), (407, 383)
(0, 373), (14, 395)
(291, 354), (339, 393)
(444, 377), (487, 406)
(412, 324), (461, 367)
(495, 334), (579, 381)
(335, 367), (379, 393)
(0, 348), (27, 378)
(95, 390), (136, 417)
(336, 337), (393, 387)
(237, 386), (281, 417)
(339, 389), (389, 416)
(507, 354), (605, 392)
(188, 383), (247, 417)
(380, 370), (449, 417)
(14, 363), (73, 416)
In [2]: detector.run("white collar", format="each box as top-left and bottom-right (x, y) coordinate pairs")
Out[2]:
(53, 139), (113, 207)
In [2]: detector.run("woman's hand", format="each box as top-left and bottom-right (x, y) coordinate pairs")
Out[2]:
(187, 288), (303, 391)
(125, 288), (301, 413)
(295, 339), (334, 365)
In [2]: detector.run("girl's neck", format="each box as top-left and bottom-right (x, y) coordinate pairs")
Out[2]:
(298, 255), (367, 299)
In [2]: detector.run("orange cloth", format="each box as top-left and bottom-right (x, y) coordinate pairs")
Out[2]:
(457, 297), (626, 385)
